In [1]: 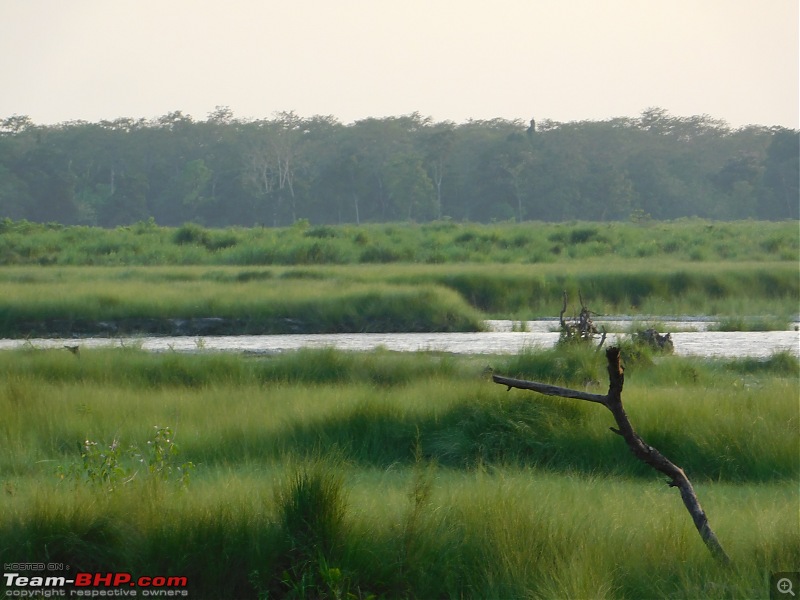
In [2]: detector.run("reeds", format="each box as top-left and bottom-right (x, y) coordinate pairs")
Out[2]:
(0, 259), (796, 337)
(0, 271), (484, 335)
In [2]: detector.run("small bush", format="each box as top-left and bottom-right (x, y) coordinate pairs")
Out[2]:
(304, 226), (338, 239)
(173, 223), (210, 246)
(57, 426), (194, 491)
(569, 227), (604, 244)
(359, 244), (403, 263)
(723, 351), (799, 377)
(204, 232), (238, 251)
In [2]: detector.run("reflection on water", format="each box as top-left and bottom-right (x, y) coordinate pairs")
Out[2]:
(0, 319), (797, 358)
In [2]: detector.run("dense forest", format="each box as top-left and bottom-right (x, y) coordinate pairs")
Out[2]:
(0, 107), (797, 227)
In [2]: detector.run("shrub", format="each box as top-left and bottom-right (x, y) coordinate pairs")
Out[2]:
(173, 223), (210, 247)
(57, 426), (194, 491)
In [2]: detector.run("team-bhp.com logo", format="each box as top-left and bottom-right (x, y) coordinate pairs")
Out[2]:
(3, 570), (189, 597)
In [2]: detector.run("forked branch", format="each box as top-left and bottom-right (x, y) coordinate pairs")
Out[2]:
(492, 347), (731, 564)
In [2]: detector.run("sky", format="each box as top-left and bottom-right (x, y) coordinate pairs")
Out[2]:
(1, 0), (798, 129)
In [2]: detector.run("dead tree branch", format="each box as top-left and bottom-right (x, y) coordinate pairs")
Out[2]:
(559, 290), (568, 331)
(492, 347), (731, 564)
(559, 290), (603, 346)
(493, 375), (607, 405)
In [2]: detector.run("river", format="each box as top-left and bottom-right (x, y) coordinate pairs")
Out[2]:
(1, 319), (797, 358)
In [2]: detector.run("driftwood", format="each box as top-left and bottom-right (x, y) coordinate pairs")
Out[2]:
(634, 328), (674, 353)
(492, 347), (730, 564)
(559, 291), (605, 349)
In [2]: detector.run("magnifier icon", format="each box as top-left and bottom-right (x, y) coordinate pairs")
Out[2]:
(778, 578), (796, 596)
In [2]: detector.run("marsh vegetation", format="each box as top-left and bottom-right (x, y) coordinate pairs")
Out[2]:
(0, 346), (797, 598)
(0, 220), (797, 336)
(1, 218), (797, 597)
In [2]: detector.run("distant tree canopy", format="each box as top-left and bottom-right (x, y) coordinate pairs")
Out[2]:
(0, 108), (796, 227)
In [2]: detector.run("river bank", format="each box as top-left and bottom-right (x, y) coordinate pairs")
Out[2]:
(0, 260), (797, 338)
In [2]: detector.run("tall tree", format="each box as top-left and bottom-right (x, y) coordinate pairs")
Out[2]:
(385, 152), (436, 221)
(421, 122), (456, 220)
(759, 128), (799, 219)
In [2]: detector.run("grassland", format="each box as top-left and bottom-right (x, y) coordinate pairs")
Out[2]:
(1, 346), (797, 598)
(1, 218), (797, 266)
(1, 218), (797, 597)
(0, 259), (796, 337)
(0, 259), (800, 337)
(0, 219), (796, 337)
(0, 268), (484, 336)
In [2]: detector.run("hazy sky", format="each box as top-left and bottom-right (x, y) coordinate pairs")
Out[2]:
(2, 0), (798, 128)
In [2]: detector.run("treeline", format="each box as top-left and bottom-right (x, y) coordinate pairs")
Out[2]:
(0, 107), (797, 227)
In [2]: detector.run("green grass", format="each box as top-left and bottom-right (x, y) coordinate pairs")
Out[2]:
(0, 259), (796, 337)
(1, 346), (797, 598)
(0, 219), (796, 336)
(1, 218), (797, 266)
(1, 218), (795, 596)
(382, 260), (799, 317)
(0, 269), (484, 335)
(708, 315), (795, 331)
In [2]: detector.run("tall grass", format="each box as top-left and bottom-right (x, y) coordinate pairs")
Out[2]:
(0, 219), (797, 266)
(0, 346), (796, 478)
(3, 464), (797, 598)
(0, 272), (484, 335)
(0, 260), (796, 337)
(387, 260), (799, 316)
(1, 346), (797, 597)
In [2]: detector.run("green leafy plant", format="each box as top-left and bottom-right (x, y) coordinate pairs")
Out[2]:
(57, 437), (135, 492)
(140, 425), (195, 485)
(58, 425), (194, 491)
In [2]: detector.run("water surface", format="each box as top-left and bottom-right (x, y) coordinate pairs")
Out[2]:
(1, 319), (797, 358)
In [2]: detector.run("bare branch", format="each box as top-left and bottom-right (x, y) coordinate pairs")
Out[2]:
(492, 347), (731, 564)
(491, 374), (607, 405)
(559, 290), (568, 329)
(595, 329), (607, 352)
